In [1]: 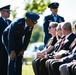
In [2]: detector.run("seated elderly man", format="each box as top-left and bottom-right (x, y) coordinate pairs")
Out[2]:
(58, 38), (76, 75)
(45, 22), (76, 75)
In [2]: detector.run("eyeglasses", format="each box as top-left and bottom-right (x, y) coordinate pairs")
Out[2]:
(32, 20), (37, 24)
(28, 19), (37, 24)
(48, 27), (51, 29)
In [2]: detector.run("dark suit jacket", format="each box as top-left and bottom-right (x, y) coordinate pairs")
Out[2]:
(0, 17), (11, 51)
(43, 14), (65, 45)
(54, 33), (76, 58)
(59, 33), (76, 50)
(2, 18), (33, 54)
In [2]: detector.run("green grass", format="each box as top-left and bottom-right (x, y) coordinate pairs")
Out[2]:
(22, 64), (34, 75)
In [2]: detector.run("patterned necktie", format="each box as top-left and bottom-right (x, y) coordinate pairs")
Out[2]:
(57, 38), (66, 52)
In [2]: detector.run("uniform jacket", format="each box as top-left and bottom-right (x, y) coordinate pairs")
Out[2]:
(43, 14), (65, 45)
(0, 17), (11, 50)
(2, 18), (33, 54)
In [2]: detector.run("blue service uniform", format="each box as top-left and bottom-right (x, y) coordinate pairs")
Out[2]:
(0, 17), (11, 75)
(2, 18), (33, 75)
(2, 12), (40, 75)
(43, 14), (65, 46)
(9, 18), (33, 54)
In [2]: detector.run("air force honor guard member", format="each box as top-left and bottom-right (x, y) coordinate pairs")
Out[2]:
(43, 2), (65, 46)
(2, 12), (40, 75)
(0, 5), (11, 75)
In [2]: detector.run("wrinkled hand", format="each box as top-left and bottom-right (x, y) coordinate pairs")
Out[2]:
(10, 51), (16, 60)
(67, 62), (74, 67)
(37, 52), (45, 58)
(18, 50), (24, 56)
(67, 60), (76, 67)
(53, 54), (62, 59)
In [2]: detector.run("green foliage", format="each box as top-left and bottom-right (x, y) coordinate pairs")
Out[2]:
(30, 25), (44, 43)
(24, 0), (50, 14)
(11, 7), (18, 20)
(10, 0), (50, 20)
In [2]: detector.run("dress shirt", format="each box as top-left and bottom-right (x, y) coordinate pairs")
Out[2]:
(52, 14), (57, 22)
(25, 22), (28, 29)
(25, 21), (32, 31)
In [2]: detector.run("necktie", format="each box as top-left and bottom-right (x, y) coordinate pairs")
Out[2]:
(24, 26), (30, 33)
(54, 15), (57, 22)
(5, 19), (8, 25)
(57, 38), (66, 52)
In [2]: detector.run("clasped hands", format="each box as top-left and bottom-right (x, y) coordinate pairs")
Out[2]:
(10, 50), (24, 60)
(37, 51), (47, 58)
(37, 51), (62, 59)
